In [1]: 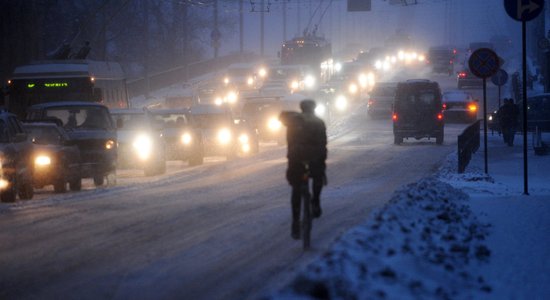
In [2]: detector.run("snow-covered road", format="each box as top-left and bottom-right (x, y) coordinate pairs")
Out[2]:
(0, 98), (470, 299)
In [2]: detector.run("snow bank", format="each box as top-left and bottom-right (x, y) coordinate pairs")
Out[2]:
(267, 177), (492, 300)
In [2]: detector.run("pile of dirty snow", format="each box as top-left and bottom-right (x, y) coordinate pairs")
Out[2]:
(267, 177), (492, 299)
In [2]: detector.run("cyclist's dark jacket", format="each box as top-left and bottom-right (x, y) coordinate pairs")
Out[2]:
(279, 111), (327, 185)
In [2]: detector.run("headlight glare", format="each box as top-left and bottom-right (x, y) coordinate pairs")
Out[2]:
(268, 117), (282, 131)
(105, 140), (115, 150)
(35, 155), (51, 166)
(132, 134), (153, 160)
(217, 128), (232, 144)
(181, 133), (192, 144)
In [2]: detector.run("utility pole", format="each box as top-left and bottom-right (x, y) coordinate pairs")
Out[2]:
(260, 0), (265, 56)
(143, 0), (150, 98)
(213, 0), (219, 59)
(282, 0), (287, 41)
(239, 0), (244, 54)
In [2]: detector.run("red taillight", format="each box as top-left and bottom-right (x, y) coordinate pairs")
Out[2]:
(442, 103), (447, 110)
(392, 113), (398, 121)
(437, 113), (443, 120)
(458, 72), (466, 78)
(368, 99), (374, 106)
(450, 59), (454, 64)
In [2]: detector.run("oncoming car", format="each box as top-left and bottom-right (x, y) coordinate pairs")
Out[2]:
(0, 110), (34, 202)
(149, 109), (205, 166)
(23, 121), (82, 192)
(110, 109), (166, 176)
(26, 102), (117, 186)
(441, 90), (478, 123)
(189, 104), (240, 159)
(241, 96), (286, 145)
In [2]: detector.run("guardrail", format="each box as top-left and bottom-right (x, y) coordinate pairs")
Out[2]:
(457, 120), (480, 173)
(126, 52), (260, 98)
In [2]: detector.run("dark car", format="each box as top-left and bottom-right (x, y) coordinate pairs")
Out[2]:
(149, 108), (205, 165)
(518, 93), (550, 132)
(0, 110), (34, 202)
(26, 102), (117, 186)
(427, 46), (455, 75)
(367, 82), (397, 118)
(392, 79), (444, 145)
(441, 90), (478, 123)
(110, 108), (166, 176)
(23, 121), (82, 192)
(457, 69), (483, 89)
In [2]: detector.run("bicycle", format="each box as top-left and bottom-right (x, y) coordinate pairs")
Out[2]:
(299, 164), (312, 250)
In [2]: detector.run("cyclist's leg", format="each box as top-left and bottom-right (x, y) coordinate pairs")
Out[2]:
(310, 161), (325, 218)
(291, 183), (301, 239)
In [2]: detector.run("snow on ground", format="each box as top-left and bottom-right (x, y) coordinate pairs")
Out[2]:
(265, 132), (550, 299)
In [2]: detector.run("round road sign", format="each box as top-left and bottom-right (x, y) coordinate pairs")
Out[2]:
(491, 69), (509, 86)
(504, 0), (544, 22)
(468, 48), (500, 79)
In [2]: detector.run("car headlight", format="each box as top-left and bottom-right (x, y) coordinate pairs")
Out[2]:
(215, 97), (224, 106)
(488, 115), (493, 121)
(247, 77), (255, 86)
(217, 128), (232, 144)
(304, 75), (316, 88)
(132, 134), (153, 160)
(335, 95), (348, 111)
(241, 143), (251, 153)
(468, 103), (478, 112)
(268, 117), (282, 131)
(105, 139), (115, 150)
(0, 179), (9, 190)
(181, 132), (192, 145)
(239, 133), (249, 144)
(315, 103), (326, 117)
(223, 77), (230, 85)
(290, 80), (300, 90)
(258, 67), (267, 78)
(226, 91), (238, 103)
(35, 155), (52, 166)
(348, 83), (358, 94)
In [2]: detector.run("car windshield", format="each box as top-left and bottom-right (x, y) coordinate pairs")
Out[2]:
(113, 113), (149, 130)
(25, 126), (62, 145)
(43, 106), (113, 130)
(443, 92), (471, 102)
(0, 120), (9, 143)
(152, 113), (188, 128)
(372, 86), (396, 97)
(193, 114), (231, 128)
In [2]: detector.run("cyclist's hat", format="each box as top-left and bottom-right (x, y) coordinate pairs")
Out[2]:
(300, 99), (316, 113)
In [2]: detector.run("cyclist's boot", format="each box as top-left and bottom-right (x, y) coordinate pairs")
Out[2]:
(312, 197), (322, 218)
(291, 220), (300, 240)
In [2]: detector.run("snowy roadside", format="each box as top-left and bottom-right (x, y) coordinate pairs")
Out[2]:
(265, 133), (550, 299)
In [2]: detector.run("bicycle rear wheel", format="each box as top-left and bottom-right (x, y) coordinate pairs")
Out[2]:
(301, 184), (312, 250)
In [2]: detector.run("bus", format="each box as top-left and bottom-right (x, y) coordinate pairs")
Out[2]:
(281, 35), (332, 71)
(5, 59), (129, 119)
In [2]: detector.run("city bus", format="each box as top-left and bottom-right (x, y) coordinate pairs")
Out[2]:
(5, 60), (129, 118)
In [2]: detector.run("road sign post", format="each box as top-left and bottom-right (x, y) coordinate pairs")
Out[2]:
(469, 48), (500, 174)
(504, 0), (544, 195)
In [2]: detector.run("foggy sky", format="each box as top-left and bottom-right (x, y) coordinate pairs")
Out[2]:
(214, 0), (524, 58)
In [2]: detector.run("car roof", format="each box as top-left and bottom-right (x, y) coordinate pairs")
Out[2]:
(189, 104), (230, 115)
(110, 108), (146, 115)
(29, 101), (109, 109)
(148, 108), (190, 114)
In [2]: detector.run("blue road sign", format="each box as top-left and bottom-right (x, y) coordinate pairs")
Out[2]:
(491, 69), (509, 86)
(504, 0), (544, 22)
(468, 48), (500, 79)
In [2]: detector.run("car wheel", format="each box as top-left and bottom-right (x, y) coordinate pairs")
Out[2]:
(189, 153), (204, 166)
(69, 178), (82, 191)
(93, 174), (105, 186)
(394, 134), (403, 145)
(18, 179), (34, 200)
(436, 132), (444, 145)
(53, 178), (67, 193)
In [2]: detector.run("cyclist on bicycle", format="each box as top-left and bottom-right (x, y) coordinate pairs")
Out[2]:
(279, 99), (327, 240)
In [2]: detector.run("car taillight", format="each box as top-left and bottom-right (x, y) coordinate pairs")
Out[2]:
(368, 99), (374, 106)
(442, 103), (447, 110)
(450, 59), (454, 64)
(437, 113), (443, 120)
(468, 103), (478, 112)
(458, 72), (467, 78)
(392, 113), (398, 121)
